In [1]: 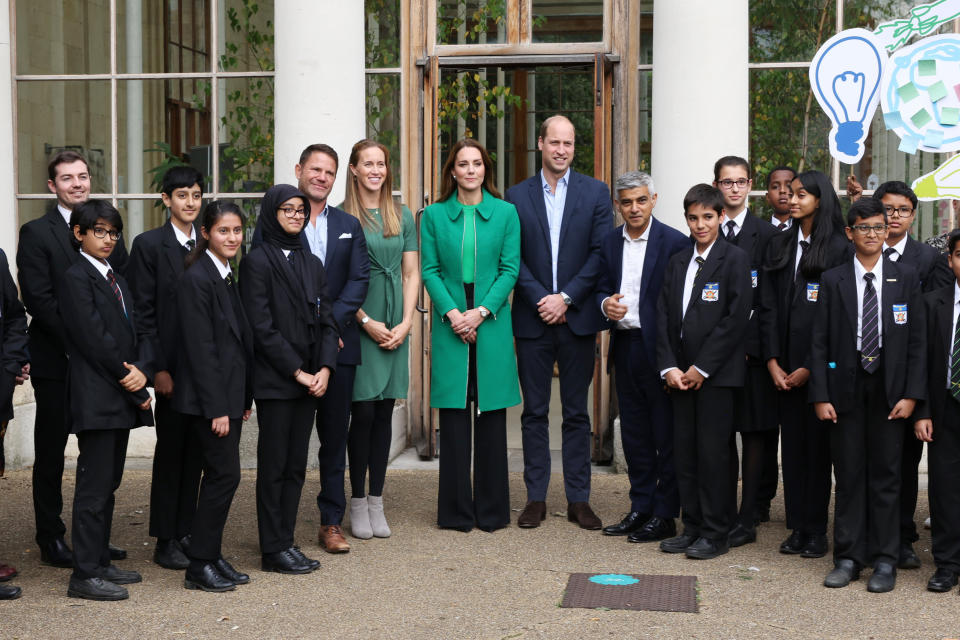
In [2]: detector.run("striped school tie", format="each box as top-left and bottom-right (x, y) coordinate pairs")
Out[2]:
(950, 306), (960, 402)
(695, 256), (705, 280)
(860, 272), (880, 373)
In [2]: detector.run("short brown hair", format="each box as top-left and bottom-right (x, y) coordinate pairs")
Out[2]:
(298, 144), (339, 170)
(538, 114), (574, 141)
(48, 150), (89, 181)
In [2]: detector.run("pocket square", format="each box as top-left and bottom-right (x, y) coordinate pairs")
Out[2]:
(338, 232), (352, 239)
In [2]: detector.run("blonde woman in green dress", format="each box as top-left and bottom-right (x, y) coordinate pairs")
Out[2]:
(342, 139), (419, 539)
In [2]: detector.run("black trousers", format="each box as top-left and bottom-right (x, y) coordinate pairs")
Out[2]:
(256, 396), (315, 553)
(899, 423), (924, 544)
(779, 386), (832, 535)
(757, 427), (780, 508)
(32, 376), (70, 546)
(315, 364), (355, 525)
(831, 362), (903, 568)
(612, 329), (678, 518)
(671, 385), (734, 540)
(186, 414), (241, 561)
(930, 397), (960, 573)
(149, 394), (202, 540)
(71, 428), (129, 580)
(348, 398), (395, 498)
(516, 325), (595, 503)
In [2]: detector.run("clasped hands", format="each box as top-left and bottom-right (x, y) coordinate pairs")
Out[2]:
(295, 367), (331, 398)
(363, 318), (411, 351)
(664, 366), (705, 391)
(447, 308), (485, 344)
(538, 293), (567, 325)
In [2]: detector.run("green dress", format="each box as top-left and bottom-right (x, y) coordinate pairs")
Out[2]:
(353, 205), (418, 401)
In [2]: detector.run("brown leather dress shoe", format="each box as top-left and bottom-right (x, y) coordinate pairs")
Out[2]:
(567, 502), (602, 530)
(0, 563), (17, 582)
(517, 501), (547, 528)
(318, 525), (351, 553)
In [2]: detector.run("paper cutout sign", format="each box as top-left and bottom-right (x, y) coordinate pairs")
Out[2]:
(880, 34), (960, 154)
(809, 29), (886, 164)
(911, 152), (960, 200)
(874, 0), (960, 52)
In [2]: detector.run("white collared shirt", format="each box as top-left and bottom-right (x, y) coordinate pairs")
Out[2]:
(80, 248), (126, 313)
(882, 235), (909, 262)
(304, 204), (329, 265)
(724, 209), (747, 239)
(795, 231), (811, 277)
(854, 255), (883, 350)
(772, 217), (792, 231)
(948, 283), (960, 388)
(206, 249), (232, 280)
(58, 204), (72, 226)
(172, 222), (197, 249)
(601, 223), (651, 329)
(542, 168), (571, 292)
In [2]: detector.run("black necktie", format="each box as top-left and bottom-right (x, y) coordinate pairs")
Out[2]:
(726, 220), (736, 240)
(695, 256), (705, 280)
(883, 247), (897, 261)
(861, 272), (880, 373)
(184, 238), (196, 253)
(778, 221), (787, 231)
(287, 251), (296, 267)
(795, 240), (810, 284)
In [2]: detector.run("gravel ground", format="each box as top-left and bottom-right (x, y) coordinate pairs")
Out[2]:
(0, 467), (952, 640)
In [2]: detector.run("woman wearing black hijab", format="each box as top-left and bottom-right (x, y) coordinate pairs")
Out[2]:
(239, 184), (340, 574)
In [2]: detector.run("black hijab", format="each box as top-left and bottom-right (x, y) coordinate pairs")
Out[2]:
(258, 184), (317, 331)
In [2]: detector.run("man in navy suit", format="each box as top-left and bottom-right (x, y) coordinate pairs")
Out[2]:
(504, 115), (613, 530)
(596, 171), (689, 542)
(17, 150), (130, 568)
(254, 144), (370, 552)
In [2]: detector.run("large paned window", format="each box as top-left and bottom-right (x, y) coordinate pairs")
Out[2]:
(749, 1), (953, 239)
(366, 0), (403, 190)
(14, 0), (275, 241)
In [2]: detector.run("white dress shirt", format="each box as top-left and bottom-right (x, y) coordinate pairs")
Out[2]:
(882, 235), (909, 262)
(724, 209), (747, 239)
(601, 223), (650, 329)
(58, 204), (72, 226)
(854, 256), (883, 350)
(206, 249), (233, 279)
(772, 217), (792, 231)
(172, 222), (196, 249)
(304, 204), (329, 265)
(80, 248), (126, 314)
(542, 169), (570, 292)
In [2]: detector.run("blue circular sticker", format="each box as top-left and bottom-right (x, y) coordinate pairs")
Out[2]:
(589, 574), (640, 586)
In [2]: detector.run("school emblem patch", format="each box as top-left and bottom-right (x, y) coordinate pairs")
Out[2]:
(751, 270), (758, 288)
(893, 304), (907, 325)
(702, 283), (719, 302)
(806, 282), (820, 302)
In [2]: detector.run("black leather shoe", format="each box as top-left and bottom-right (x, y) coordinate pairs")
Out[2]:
(40, 538), (73, 568)
(728, 523), (757, 548)
(602, 511), (650, 536)
(0, 584), (21, 600)
(261, 549), (312, 575)
(108, 543), (126, 561)
(685, 536), (729, 560)
(800, 534), (828, 558)
(214, 556), (249, 585)
(779, 530), (806, 555)
(101, 564), (142, 585)
(660, 533), (698, 554)
(867, 562), (897, 593)
(927, 567), (959, 592)
(288, 547), (320, 570)
(824, 559), (860, 588)
(184, 563), (236, 592)
(898, 543), (921, 569)
(517, 501), (546, 528)
(178, 535), (192, 554)
(628, 516), (677, 543)
(68, 576), (128, 601)
(154, 539), (189, 570)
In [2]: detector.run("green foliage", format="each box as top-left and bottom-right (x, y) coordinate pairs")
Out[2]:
(365, 1), (403, 181)
(436, 0), (507, 44)
(144, 142), (188, 194)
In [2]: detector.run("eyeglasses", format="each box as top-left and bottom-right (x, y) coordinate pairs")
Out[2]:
(278, 206), (307, 219)
(91, 226), (121, 241)
(849, 224), (888, 236)
(717, 178), (751, 189)
(883, 205), (914, 218)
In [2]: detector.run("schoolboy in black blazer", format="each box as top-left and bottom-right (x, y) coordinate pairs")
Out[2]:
(915, 230), (960, 592)
(59, 200), (153, 601)
(127, 166), (205, 570)
(811, 197), (926, 594)
(656, 184), (752, 560)
(17, 151), (130, 566)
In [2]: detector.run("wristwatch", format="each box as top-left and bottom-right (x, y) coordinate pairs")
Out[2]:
(560, 292), (572, 306)
(360, 315), (370, 325)
(478, 307), (489, 319)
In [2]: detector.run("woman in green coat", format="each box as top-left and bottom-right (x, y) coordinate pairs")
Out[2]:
(421, 138), (521, 532)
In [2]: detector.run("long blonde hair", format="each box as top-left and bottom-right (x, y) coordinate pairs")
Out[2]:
(343, 139), (401, 237)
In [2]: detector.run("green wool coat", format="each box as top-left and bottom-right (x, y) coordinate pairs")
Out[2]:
(421, 190), (522, 411)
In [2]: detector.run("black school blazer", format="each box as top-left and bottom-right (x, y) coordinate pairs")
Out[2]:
(915, 284), (957, 422)
(173, 255), (253, 420)
(808, 258), (927, 413)
(239, 246), (339, 400)
(58, 257), (153, 432)
(656, 239), (752, 387)
(0, 249), (29, 422)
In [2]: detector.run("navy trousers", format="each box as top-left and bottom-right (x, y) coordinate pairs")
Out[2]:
(316, 364), (355, 525)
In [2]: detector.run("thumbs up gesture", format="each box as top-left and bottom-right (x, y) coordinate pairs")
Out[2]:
(603, 293), (628, 322)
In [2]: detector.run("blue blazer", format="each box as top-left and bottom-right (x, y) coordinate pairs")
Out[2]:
(505, 170), (613, 338)
(596, 218), (690, 371)
(252, 205), (370, 365)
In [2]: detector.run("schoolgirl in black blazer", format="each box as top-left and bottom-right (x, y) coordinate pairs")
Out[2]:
(239, 184), (339, 574)
(59, 200), (153, 601)
(173, 201), (253, 593)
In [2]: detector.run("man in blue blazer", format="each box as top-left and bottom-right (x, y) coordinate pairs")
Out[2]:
(252, 144), (370, 552)
(596, 171), (689, 542)
(504, 115), (613, 530)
